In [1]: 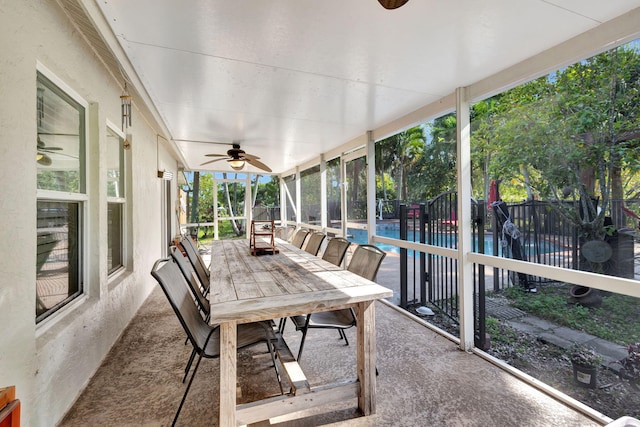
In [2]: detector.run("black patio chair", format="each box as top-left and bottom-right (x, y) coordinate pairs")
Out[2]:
(290, 244), (386, 361)
(170, 247), (213, 378)
(303, 231), (326, 256)
(150, 258), (282, 426)
(180, 236), (211, 296)
(170, 246), (210, 320)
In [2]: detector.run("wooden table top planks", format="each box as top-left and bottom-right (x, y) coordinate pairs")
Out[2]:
(208, 239), (393, 324)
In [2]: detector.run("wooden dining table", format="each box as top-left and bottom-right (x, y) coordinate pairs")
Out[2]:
(208, 238), (393, 426)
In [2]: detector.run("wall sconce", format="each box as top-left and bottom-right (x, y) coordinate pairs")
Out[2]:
(157, 170), (174, 180)
(227, 158), (245, 170)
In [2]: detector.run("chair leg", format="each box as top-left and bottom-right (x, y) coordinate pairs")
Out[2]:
(278, 317), (287, 333)
(183, 348), (197, 383)
(173, 351), (204, 427)
(341, 329), (350, 346)
(296, 327), (309, 362)
(266, 341), (284, 395)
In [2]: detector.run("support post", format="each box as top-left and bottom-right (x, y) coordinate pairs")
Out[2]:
(456, 86), (475, 351)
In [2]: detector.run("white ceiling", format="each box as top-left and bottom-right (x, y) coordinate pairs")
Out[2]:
(94, 0), (640, 175)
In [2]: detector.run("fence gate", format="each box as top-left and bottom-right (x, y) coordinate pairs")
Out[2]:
(399, 191), (488, 348)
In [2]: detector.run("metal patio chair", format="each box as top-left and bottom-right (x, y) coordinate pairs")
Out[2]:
(170, 247), (212, 378)
(150, 258), (283, 426)
(290, 244), (386, 361)
(303, 231), (326, 256)
(290, 228), (310, 249)
(180, 236), (211, 296)
(320, 237), (351, 267)
(170, 246), (210, 321)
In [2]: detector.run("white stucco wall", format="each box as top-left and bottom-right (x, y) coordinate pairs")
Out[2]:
(0, 1), (177, 425)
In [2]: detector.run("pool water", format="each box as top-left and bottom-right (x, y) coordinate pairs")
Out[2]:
(348, 227), (559, 257)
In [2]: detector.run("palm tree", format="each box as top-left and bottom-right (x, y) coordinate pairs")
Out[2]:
(380, 126), (426, 201)
(375, 137), (398, 201)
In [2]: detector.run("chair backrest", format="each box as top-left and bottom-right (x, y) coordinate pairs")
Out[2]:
(275, 225), (295, 241)
(347, 244), (386, 281)
(303, 232), (326, 256)
(150, 258), (214, 352)
(180, 236), (210, 287)
(170, 247), (210, 317)
(181, 236), (209, 274)
(321, 237), (351, 266)
(291, 229), (310, 249)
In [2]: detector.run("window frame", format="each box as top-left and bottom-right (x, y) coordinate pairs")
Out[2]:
(36, 63), (89, 324)
(106, 122), (126, 276)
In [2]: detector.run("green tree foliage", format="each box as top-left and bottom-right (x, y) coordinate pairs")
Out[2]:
(376, 126), (427, 201)
(187, 173), (281, 237)
(472, 43), (640, 240)
(372, 42), (640, 239)
(255, 176), (280, 206)
(407, 115), (457, 200)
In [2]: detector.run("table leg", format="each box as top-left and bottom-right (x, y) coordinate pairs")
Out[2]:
(355, 300), (376, 415)
(219, 321), (237, 427)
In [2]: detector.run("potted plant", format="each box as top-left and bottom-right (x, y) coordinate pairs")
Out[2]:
(617, 342), (640, 392)
(570, 344), (602, 388)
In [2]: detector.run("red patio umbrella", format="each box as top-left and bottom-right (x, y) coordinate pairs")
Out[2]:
(488, 180), (499, 210)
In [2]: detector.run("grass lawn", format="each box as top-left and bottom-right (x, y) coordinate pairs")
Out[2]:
(503, 283), (640, 345)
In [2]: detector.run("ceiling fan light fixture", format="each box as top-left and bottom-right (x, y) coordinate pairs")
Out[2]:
(37, 153), (52, 166)
(227, 158), (245, 170)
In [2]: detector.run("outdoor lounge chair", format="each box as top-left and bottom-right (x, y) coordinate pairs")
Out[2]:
(290, 244), (386, 361)
(150, 258), (282, 426)
(303, 231), (326, 256)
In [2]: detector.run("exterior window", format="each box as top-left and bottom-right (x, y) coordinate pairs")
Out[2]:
(36, 71), (87, 323)
(107, 126), (125, 274)
(326, 157), (342, 225)
(283, 175), (296, 222)
(300, 165), (321, 225)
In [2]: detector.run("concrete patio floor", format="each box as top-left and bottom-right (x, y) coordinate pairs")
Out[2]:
(60, 283), (605, 427)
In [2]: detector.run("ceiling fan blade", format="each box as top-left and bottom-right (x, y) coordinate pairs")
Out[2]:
(378, 0), (409, 9)
(40, 150), (78, 159)
(37, 136), (63, 150)
(38, 132), (79, 136)
(200, 157), (228, 166)
(245, 158), (272, 173)
(205, 153), (226, 157)
(242, 152), (261, 160)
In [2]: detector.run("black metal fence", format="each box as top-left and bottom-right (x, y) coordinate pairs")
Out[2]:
(397, 194), (639, 348)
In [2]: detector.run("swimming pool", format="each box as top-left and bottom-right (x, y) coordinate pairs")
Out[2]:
(348, 227), (560, 257)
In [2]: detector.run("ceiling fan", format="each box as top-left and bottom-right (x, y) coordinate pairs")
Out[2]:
(37, 136), (62, 166)
(378, 0), (410, 9)
(200, 143), (272, 172)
